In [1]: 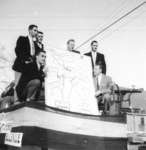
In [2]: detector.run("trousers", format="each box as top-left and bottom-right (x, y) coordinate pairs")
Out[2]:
(18, 79), (41, 101)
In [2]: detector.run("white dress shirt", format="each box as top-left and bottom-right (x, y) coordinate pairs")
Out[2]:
(93, 73), (102, 91)
(36, 61), (41, 71)
(28, 35), (35, 56)
(98, 73), (102, 85)
(91, 51), (97, 66)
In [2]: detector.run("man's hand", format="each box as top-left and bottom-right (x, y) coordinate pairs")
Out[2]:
(43, 66), (49, 77)
(25, 57), (33, 64)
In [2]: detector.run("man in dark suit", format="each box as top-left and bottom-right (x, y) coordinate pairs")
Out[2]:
(16, 50), (46, 102)
(12, 24), (38, 101)
(85, 40), (106, 74)
(13, 24), (38, 73)
(34, 31), (44, 55)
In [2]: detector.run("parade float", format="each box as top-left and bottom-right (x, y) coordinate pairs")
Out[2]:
(0, 50), (143, 150)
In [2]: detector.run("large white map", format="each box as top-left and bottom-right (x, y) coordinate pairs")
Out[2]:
(45, 49), (99, 115)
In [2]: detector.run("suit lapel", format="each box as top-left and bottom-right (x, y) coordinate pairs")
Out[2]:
(96, 52), (100, 65)
(89, 52), (94, 68)
(26, 36), (31, 53)
(91, 52), (98, 67)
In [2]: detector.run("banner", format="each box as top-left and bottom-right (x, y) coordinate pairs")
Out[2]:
(45, 50), (99, 115)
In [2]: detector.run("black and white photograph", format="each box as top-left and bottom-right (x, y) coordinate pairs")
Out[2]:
(0, 0), (146, 150)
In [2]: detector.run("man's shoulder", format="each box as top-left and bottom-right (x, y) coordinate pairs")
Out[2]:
(16, 36), (29, 47)
(84, 51), (104, 57)
(71, 50), (80, 54)
(97, 52), (104, 57)
(18, 36), (28, 41)
(84, 51), (91, 56)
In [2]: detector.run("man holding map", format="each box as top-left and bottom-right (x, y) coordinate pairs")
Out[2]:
(66, 39), (80, 54)
(45, 45), (99, 115)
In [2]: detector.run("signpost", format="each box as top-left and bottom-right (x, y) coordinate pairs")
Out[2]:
(0, 121), (12, 133)
(5, 132), (23, 147)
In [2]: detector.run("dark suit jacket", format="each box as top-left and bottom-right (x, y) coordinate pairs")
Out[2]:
(12, 36), (33, 72)
(85, 52), (106, 74)
(34, 41), (44, 55)
(16, 61), (45, 99)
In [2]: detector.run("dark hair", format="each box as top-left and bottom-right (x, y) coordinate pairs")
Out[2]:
(38, 31), (43, 34)
(36, 50), (46, 56)
(28, 24), (38, 30)
(91, 40), (98, 46)
(67, 39), (75, 45)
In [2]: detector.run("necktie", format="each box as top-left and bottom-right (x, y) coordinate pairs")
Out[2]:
(96, 76), (99, 90)
(40, 65), (44, 72)
(31, 41), (35, 56)
(94, 76), (99, 91)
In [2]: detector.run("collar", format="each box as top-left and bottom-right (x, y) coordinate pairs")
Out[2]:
(28, 35), (36, 42)
(28, 34), (33, 41)
(37, 42), (43, 48)
(91, 51), (97, 55)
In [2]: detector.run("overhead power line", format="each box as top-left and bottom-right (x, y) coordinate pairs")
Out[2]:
(75, 1), (146, 50)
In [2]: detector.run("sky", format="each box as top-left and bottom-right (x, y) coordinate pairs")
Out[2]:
(0, 0), (146, 93)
